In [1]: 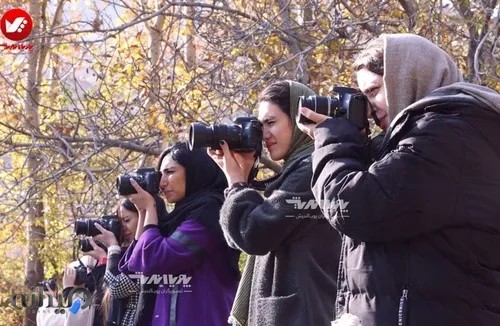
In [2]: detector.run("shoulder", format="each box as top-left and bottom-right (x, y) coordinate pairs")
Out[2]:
(276, 154), (313, 192)
(394, 109), (468, 146)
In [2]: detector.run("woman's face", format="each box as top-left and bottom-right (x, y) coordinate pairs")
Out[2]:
(159, 154), (186, 203)
(356, 67), (389, 130)
(258, 101), (293, 161)
(119, 206), (139, 243)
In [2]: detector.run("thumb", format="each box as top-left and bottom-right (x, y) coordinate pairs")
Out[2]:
(219, 140), (238, 168)
(94, 223), (106, 232)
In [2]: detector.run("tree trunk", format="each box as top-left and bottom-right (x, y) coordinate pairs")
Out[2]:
(23, 1), (45, 325)
(183, 0), (197, 69)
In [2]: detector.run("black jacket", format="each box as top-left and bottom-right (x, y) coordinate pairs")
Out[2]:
(311, 96), (500, 326)
(221, 152), (342, 326)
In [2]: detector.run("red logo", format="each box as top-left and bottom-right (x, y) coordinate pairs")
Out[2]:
(1, 8), (33, 41)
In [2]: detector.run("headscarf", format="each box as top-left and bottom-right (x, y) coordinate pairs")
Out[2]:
(156, 142), (229, 238)
(382, 33), (463, 124)
(283, 80), (316, 166)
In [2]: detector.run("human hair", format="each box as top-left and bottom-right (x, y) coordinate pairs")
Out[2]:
(257, 81), (291, 117)
(353, 37), (385, 76)
(120, 199), (138, 214)
(156, 141), (189, 171)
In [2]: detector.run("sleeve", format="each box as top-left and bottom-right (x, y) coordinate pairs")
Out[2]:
(219, 159), (314, 255)
(62, 287), (74, 301)
(106, 251), (121, 275)
(311, 116), (462, 242)
(104, 270), (140, 299)
(118, 241), (137, 275)
(105, 251), (140, 299)
(122, 220), (221, 275)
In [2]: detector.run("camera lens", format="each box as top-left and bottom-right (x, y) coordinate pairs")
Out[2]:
(74, 219), (89, 236)
(74, 219), (100, 236)
(79, 239), (93, 252)
(117, 175), (135, 196)
(188, 123), (244, 150)
(297, 96), (339, 124)
(188, 123), (215, 150)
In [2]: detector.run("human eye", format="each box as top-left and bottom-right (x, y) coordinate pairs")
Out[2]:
(368, 87), (379, 97)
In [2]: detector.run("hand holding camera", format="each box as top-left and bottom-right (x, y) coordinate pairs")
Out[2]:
(63, 265), (77, 289)
(79, 238), (107, 253)
(116, 167), (161, 196)
(82, 238), (107, 260)
(92, 223), (120, 247)
(209, 140), (256, 185)
(297, 87), (369, 139)
(124, 178), (156, 212)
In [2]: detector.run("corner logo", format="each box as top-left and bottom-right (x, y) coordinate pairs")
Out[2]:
(1, 8), (33, 41)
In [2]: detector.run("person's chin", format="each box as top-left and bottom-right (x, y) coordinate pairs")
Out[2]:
(270, 151), (285, 162)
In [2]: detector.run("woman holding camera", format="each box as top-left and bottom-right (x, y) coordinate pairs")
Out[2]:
(118, 142), (240, 326)
(211, 81), (341, 326)
(93, 199), (166, 326)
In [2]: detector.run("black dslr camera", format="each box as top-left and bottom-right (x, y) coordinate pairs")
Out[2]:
(74, 214), (121, 240)
(297, 86), (368, 129)
(78, 238), (107, 253)
(116, 167), (161, 196)
(74, 263), (91, 286)
(38, 279), (57, 292)
(188, 116), (263, 152)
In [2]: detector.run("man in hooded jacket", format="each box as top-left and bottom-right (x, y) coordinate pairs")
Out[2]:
(298, 33), (500, 326)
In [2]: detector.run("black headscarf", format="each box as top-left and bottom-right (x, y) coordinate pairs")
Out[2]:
(156, 142), (228, 238)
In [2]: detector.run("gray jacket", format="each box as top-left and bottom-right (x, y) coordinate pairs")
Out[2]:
(220, 152), (341, 326)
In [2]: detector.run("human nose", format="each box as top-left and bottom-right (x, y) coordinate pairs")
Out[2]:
(262, 125), (271, 140)
(159, 173), (168, 187)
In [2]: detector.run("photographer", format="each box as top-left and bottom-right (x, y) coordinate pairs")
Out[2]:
(211, 81), (341, 326)
(93, 199), (157, 326)
(36, 279), (66, 326)
(63, 253), (106, 326)
(118, 142), (240, 326)
(298, 34), (500, 326)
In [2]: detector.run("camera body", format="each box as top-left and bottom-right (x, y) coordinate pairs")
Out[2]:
(38, 279), (57, 292)
(297, 86), (368, 129)
(74, 264), (90, 286)
(79, 238), (107, 253)
(74, 214), (121, 240)
(116, 167), (161, 196)
(188, 116), (263, 152)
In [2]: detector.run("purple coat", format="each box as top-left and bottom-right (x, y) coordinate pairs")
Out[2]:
(119, 219), (239, 326)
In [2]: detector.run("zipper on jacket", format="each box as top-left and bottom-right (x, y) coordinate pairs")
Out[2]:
(398, 287), (409, 326)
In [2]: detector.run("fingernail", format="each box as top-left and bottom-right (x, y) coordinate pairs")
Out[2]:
(299, 107), (306, 114)
(219, 140), (225, 145)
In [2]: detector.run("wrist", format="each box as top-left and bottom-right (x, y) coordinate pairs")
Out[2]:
(107, 245), (121, 256)
(224, 182), (249, 197)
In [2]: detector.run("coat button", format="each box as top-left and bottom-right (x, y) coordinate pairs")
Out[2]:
(337, 295), (345, 305)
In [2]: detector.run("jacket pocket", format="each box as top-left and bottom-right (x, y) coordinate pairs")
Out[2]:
(256, 293), (302, 326)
